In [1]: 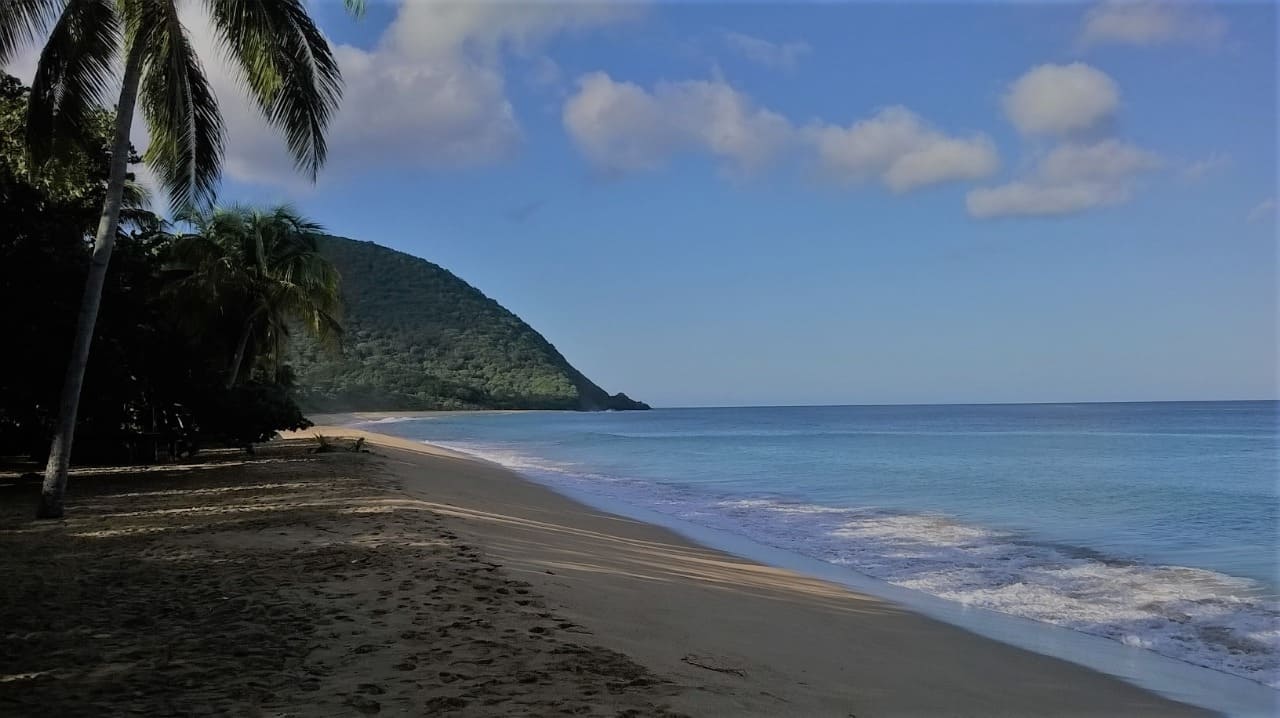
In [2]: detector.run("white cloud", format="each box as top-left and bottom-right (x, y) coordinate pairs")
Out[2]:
(1037, 139), (1162, 183)
(1247, 197), (1276, 223)
(201, 1), (637, 188)
(562, 72), (793, 175)
(564, 78), (997, 192)
(11, 0), (636, 191)
(669, 80), (794, 174)
(983, 61), (1171, 219)
(562, 73), (680, 172)
(1003, 63), (1120, 136)
(1080, 1), (1228, 49)
(387, 0), (639, 62)
(966, 139), (1161, 218)
(807, 107), (999, 192)
(206, 50), (521, 188)
(1179, 152), (1229, 182)
(722, 31), (811, 70)
(967, 182), (1123, 219)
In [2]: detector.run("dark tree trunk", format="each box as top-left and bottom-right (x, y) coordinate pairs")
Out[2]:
(226, 319), (255, 388)
(38, 45), (146, 519)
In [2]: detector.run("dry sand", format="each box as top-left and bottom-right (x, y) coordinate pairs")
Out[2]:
(0, 428), (1210, 716)
(0, 442), (682, 716)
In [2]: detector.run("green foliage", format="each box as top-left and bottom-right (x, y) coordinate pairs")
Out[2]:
(1, 73), (150, 230)
(0, 73), (327, 458)
(133, 0), (224, 209)
(290, 236), (648, 412)
(198, 380), (313, 448)
(0, 0), (63, 65)
(0, 73), (173, 457)
(25, 0), (120, 169)
(16, 0), (362, 213)
(166, 204), (343, 387)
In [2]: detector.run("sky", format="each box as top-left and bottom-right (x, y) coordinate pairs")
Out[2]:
(7, 1), (1279, 407)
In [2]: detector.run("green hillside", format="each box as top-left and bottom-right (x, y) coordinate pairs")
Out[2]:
(289, 236), (648, 412)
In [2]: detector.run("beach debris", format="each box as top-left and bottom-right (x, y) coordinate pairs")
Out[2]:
(681, 654), (746, 677)
(311, 434), (371, 453)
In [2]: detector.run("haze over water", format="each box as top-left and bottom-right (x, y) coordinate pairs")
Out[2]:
(360, 401), (1279, 687)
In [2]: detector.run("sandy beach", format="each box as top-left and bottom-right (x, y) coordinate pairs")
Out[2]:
(0, 427), (1212, 716)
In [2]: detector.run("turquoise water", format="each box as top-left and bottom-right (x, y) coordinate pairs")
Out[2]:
(357, 401), (1279, 687)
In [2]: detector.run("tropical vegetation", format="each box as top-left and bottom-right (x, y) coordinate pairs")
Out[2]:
(290, 236), (649, 412)
(167, 205), (343, 388)
(2, 63), (647, 524)
(3, 0), (362, 517)
(0, 73), (330, 502)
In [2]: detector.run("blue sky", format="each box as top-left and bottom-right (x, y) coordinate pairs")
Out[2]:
(15, 1), (1275, 406)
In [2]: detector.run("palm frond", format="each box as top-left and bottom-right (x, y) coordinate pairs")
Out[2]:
(0, 0), (64, 64)
(25, 0), (119, 168)
(341, 0), (364, 19)
(164, 204), (342, 378)
(130, 0), (225, 212)
(119, 205), (163, 234)
(203, 0), (341, 180)
(121, 173), (151, 208)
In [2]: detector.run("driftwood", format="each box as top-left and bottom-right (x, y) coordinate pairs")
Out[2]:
(680, 654), (746, 677)
(311, 435), (371, 454)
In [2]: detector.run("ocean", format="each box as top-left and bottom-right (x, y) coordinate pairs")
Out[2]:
(354, 401), (1278, 692)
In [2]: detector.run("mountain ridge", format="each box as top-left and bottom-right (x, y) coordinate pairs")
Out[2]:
(289, 236), (648, 412)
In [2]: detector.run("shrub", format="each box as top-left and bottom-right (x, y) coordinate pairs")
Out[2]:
(198, 381), (313, 448)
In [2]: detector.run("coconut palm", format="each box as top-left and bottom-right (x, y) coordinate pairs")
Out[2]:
(166, 204), (342, 389)
(4, 0), (363, 518)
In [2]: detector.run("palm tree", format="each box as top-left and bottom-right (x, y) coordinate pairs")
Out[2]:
(166, 204), (342, 389)
(3, 0), (363, 518)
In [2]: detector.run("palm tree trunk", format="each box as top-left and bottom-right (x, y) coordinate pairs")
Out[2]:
(226, 319), (255, 389)
(37, 44), (146, 519)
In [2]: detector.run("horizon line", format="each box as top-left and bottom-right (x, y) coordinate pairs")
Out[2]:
(648, 398), (1279, 410)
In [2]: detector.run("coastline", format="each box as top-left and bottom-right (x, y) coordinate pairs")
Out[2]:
(304, 409), (535, 427)
(296, 423), (1230, 716)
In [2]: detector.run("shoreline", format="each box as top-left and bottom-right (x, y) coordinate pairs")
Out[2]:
(298, 423), (1258, 716)
(306, 409), (534, 425)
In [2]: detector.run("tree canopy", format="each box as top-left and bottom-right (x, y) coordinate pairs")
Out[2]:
(167, 204), (343, 387)
(8, 0), (363, 517)
(1, 73), (318, 460)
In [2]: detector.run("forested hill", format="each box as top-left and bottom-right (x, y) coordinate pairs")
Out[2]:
(289, 236), (649, 412)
